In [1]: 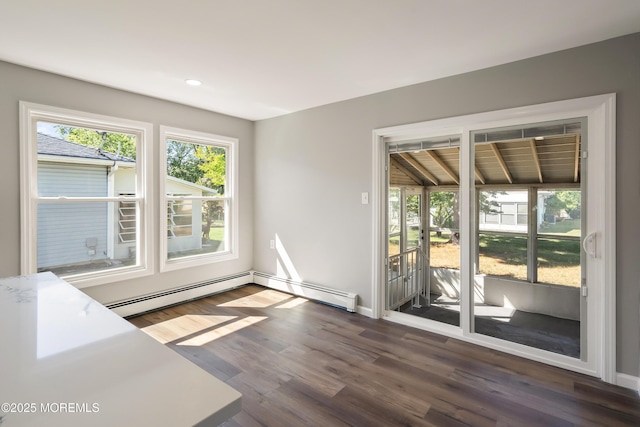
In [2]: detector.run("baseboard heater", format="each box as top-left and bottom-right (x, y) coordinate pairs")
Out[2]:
(252, 271), (357, 312)
(106, 272), (252, 318)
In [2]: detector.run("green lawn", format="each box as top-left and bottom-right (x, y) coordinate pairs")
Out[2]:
(390, 229), (581, 287)
(208, 225), (225, 242)
(477, 233), (580, 286)
(539, 218), (581, 236)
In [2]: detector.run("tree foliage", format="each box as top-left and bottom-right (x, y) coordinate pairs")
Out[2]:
(56, 126), (136, 159)
(430, 192), (455, 229)
(166, 140), (202, 184)
(545, 190), (581, 219)
(165, 140), (226, 194)
(479, 191), (502, 215)
(195, 145), (226, 194)
(430, 190), (501, 237)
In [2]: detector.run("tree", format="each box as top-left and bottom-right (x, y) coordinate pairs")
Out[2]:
(195, 145), (226, 194)
(165, 140), (226, 194)
(430, 192), (455, 236)
(164, 140), (227, 241)
(166, 140), (202, 183)
(430, 190), (502, 243)
(545, 190), (581, 219)
(479, 191), (502, 215)
(57, 126), (136, 159)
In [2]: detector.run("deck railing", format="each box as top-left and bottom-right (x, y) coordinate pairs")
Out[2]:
(387, 247), (425, 311)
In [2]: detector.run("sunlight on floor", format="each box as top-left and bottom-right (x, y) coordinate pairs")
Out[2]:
(218, 289), (293, 308)
(177, 316), (268, 346)
(141, 315), (237, 344)
(140, 288), (308, 348)
(275, 297), (308, 309)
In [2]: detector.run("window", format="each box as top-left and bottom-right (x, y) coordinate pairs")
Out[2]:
(20, 102), (153, 287)
(159, 126), (238, 271)
(537, 189), (581, 286)
(476, 187), (581, 286)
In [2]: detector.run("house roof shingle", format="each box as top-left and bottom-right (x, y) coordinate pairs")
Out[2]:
(37, 132), (135, 163)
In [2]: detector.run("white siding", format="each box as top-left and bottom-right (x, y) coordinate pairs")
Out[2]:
(38, 162), (108, 197)
(37, 163), (108, 268)
(166, 180), (203, 253)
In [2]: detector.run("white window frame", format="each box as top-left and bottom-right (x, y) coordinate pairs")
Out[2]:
(159, 126), (239, 272)
(19, 102), (154, 288)
(372, 94), (616, 383)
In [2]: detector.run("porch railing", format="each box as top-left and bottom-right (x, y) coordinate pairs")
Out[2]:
(387, 247), (425, 311)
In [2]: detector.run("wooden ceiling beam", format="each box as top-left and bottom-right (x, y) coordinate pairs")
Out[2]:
(469, 148), (486, 184)
(474, 166), (486, 185)
(390, 157), (422, 185)
(489, 143), (513, 184)
(574, 135), (581, 182)
(425, 150), (459, 184)
(529, 139), (543, 183)
(398, 153), (439, 185)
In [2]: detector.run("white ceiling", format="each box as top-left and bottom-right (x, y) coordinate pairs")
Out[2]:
(1, 1), (639, 121)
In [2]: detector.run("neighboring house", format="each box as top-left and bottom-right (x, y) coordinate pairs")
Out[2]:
(37, 133), (212, 270)
(478, 190), (552, 233)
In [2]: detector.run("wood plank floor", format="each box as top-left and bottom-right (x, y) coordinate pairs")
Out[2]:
(128, 285), (640, 426)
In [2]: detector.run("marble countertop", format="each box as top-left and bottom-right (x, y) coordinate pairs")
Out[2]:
(0, 272), (241, 426)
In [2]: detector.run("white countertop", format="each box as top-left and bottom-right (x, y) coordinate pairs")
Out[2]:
(0, 272), (241, 427)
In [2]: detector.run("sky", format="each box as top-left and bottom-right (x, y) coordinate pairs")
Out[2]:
(37, 122), (60, 137)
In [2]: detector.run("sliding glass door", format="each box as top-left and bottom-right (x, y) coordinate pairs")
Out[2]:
(471, 121), (585, 359)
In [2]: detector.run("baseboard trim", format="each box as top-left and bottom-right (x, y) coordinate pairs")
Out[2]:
(357, 305), (374, 318)
(107, 271), (253, 317)
(616, 372), (640, 393)
(252, 271), (357, 312)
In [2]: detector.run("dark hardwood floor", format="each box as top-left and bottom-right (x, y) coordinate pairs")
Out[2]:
(128, 285), (640, 426)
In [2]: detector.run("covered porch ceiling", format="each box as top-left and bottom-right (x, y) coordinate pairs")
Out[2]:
(390, 133), (581, 188)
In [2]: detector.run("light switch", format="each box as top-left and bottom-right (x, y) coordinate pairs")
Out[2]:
(361, 192), (369, 204)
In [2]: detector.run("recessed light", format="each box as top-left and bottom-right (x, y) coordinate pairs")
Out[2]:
(185, 79), (202, 86)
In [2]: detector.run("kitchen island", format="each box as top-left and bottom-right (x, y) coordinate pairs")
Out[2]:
(0, 272), (241, 426)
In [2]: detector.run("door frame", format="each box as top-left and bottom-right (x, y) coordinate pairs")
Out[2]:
(371, 94), (616, 383)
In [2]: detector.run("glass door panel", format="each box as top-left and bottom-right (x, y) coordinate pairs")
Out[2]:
(472, 124), (583, 359)
(386, 138), (462, 327)
(425, 189), (461, 326)
(386, 188), (423, 311)
(537, 190), (581, 287)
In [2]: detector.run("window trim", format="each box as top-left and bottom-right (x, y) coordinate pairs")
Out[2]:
(19, 102), (155, 288)
(158, 126), (239, 272)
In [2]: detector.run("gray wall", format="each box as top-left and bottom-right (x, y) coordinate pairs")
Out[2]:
(0, 61), (254, 304)
(254, 33), (640, 376)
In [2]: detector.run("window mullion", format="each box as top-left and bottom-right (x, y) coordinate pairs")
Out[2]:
(528, 187), (538, 283)
(37, 196), (142, 203)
